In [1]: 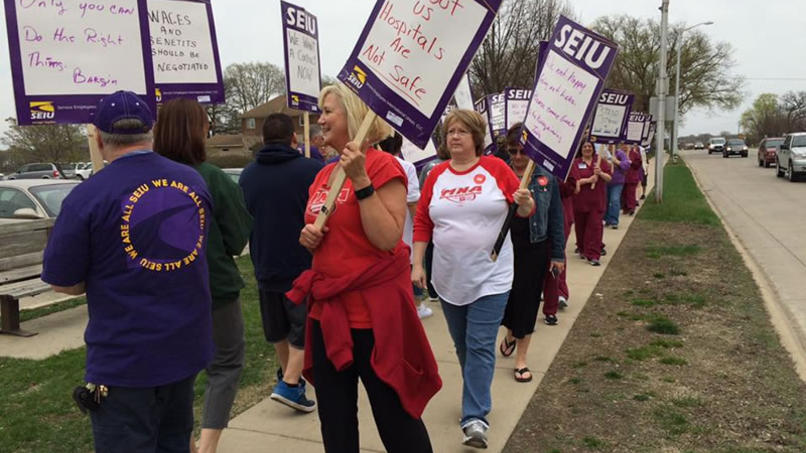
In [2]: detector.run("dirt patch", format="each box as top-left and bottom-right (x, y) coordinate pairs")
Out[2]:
(504, 219), (806, 452)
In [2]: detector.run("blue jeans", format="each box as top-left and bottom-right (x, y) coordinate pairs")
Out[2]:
(605, 183), (624, 226)
(90, 375), (196, 453)
(440, 291), (509, 426)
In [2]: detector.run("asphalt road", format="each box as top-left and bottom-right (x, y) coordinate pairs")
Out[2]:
(682, 148), (806, 361)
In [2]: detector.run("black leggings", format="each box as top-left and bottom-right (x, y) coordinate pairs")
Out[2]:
(310, 320), (433, 453)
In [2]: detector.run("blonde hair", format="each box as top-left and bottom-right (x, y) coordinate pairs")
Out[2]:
(443, 109), (487, 156)
(318, 83), (391, 145)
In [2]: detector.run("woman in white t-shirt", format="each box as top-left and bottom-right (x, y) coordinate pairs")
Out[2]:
(412, 109), (534, 449)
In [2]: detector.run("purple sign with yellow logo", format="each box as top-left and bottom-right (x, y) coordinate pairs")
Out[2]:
(520, 15), (618, 180)
(281, 1), (321, 113)
(149, 0), (225, 105)
(4, 0), (157, 125)
(338, 0), (502, 149)
(589, 88), (634, 144)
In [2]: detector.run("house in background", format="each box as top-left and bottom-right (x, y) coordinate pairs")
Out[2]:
(241, 95), (320, 139)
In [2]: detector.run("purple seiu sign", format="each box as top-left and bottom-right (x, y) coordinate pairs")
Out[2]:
(624, 111), (651, 145)
(505, 87), (532, 130)
(4, 0), (156, 125)
(642, 117), (656, 148)
(519, 16), (618, 181)
(473, 96), (494, 153)
(281, 1), (321, 113)
(338, 0), (503, 149)
(589, 89), (634, 144)
(149, 0), (225, 105)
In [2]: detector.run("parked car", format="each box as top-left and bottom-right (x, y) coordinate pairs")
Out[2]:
(707, 137), (726, 155)
(7, 162), (67, 180)
(0, 179), (80, 223)
(723, 138), (748, 158)
(694, 142), (704, 150)
(776, 132), (806, 182)
(222, 168), (242, 184)
(757, 137), (784, 168)
(74, 162), (93, 180)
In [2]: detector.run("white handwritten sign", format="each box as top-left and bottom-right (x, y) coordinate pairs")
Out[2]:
(590, 89), (633, 143)
(148, 0), (218, 85)
(400, 135), (437, 165)
(5, 0), (155, 124)
(339, 0), (502, 148)
(281, 1), (321, 113)
(505, 88), (532, 129)
(524, 50), (598, 157)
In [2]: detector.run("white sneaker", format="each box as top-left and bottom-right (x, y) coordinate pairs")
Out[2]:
(417, 303), (433, 319)
(462, 419), (489, 449)
(428, 295), (439, 302)
(559, 296), (569, 309)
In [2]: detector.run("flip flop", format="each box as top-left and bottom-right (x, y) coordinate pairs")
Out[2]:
(514, 367), (532, 383)
(499, 336), (516, 357)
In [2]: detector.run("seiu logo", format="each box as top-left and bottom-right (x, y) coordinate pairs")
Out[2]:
(309, 187), (351, 214)
(155, 88), (163, 103)
(440, 185), (482, 203)
(29, 101), (55, 120)
(291, 95), (300, 105)
(346, 65), (366, 90)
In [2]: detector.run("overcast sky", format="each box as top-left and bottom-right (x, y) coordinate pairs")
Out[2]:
(1, 0), (804, 140)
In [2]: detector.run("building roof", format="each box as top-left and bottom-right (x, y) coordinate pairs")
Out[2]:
(242, 95), (301, 119)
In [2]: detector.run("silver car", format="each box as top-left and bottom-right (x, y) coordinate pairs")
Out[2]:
(776, 132), (806, 182)
(7, 162), (68, 180)
(0, 179), (79, 223)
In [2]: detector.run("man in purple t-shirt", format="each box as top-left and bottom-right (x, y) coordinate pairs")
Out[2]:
(41, 91), (214, 452)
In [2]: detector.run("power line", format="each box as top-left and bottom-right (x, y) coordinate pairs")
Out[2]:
(744, 77), (806, 81)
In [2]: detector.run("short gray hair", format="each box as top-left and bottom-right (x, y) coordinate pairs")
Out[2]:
(310, 124), (323, 138)
(98, 119), (153, 147)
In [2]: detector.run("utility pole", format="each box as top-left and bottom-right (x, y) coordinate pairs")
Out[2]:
(655, 0), (670, 203)
(673, 21), (714, 160)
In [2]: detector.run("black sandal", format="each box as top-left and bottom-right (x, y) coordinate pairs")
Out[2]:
(499, 337), (516, 357)
(514, 367), (533, 383)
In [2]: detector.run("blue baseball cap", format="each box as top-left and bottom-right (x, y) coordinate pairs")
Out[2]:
(92, 90), (153, 134)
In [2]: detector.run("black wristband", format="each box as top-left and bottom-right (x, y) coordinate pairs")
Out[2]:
(354, 184), (375, 200)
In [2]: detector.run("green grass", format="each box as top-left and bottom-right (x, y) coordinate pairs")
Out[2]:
(582, 436), (606, 449)
(604, 371), (623, 380)
(639, 160), (721, 226)
(631, 298), (656, 307)
(653, 406), (690, 435)
(659, 356), (688, 366)
(650, 339), (684, 349)
(647, 316), (681, 335)
(20, 297), (87, 323)
(625, 345), (663, 361)
(0, 256), (277, 452)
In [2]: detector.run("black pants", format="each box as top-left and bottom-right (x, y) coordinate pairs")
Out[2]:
(311, 320), (433, 453)
(502, 237), (550, 338)
(425, 241), (438, 299)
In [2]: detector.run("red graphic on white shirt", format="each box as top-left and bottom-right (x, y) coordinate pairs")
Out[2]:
(440, 185), (483, 203)
(474, 174), (486, 184)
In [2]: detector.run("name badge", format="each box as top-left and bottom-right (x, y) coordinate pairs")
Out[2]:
(578, 163), (588, 169)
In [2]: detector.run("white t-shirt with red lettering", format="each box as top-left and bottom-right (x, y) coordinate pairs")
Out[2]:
(414, 156), (520, 306)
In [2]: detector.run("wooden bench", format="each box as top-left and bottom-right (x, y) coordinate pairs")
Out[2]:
(0, 219), (56, 337)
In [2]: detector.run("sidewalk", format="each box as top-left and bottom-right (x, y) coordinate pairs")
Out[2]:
(218, 175), (657, 452)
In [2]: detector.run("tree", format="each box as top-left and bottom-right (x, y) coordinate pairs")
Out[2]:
(592, 16), (744, 116)
(740, 91), (806, 144)
(469, 0), (573, 97)
(208, 62), (286, 134)
(1, 118), (87, 169)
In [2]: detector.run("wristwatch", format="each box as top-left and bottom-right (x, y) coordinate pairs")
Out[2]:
(354, 184), (375, 201)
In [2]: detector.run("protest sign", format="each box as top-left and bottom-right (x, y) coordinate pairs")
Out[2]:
(337, 0), (503, 149)
(453, 72), (474, 110)
(505, 88), (532, 129)
(589, 89), (633, 144)
(487, 91), (506, 138)
(4, 0), (156, 125)
(642, 118), (656, 148)
(401, 136), (437, 168)
(473, 96), (494, 152)
(519, 15), (618, 180)
(148, 0), (224, 104)
(624, 111), (651, 144)
(281, 1), (321, 113)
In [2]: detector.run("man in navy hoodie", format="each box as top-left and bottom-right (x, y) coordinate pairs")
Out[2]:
(239, 113), (323, 413)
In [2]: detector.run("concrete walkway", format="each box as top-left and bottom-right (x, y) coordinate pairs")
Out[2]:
(218, 175), (657, 452)
(1, 163), (657, 452)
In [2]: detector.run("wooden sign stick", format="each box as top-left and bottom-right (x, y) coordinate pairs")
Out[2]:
(491, 159), (535, 261)
(303, 111), (311, 159)
(313, 110), (377, 229)
(86, 124), (105, 174)
(591, 153), (602, 189)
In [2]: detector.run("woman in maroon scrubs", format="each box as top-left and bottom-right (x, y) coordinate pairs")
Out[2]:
(572, 142), (612, 266)
(622, 144), (643, 215)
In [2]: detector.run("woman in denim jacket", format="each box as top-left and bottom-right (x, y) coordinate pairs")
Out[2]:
(499, 123), (566, 382)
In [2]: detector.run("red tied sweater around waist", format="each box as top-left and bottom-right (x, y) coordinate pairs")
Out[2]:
(286, 247), (442, 419)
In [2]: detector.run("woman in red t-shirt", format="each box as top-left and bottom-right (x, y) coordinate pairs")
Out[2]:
(293, 83), (439, 453)
(572, 142), (612, 265)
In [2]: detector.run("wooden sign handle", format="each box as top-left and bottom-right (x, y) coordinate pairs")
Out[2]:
(491, 159), (535, 261)
(591, 153), (602, 189)
(313, 110), (377, 230)
(303, 112), (311, 159)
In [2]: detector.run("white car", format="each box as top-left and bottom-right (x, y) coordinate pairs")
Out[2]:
(0, 179), (80, 224)
(74, 162), (93, 180)
(776, 132), (806, 182)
